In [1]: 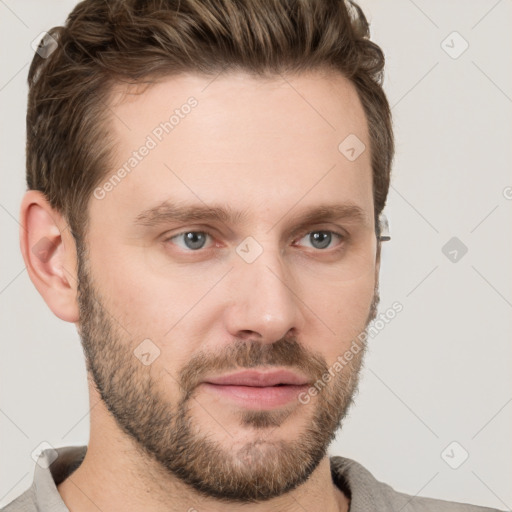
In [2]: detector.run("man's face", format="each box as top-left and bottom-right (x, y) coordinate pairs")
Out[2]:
(78, 70), (380, 501)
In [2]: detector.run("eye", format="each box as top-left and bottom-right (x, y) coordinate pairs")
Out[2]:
(293, 230), (345, 250)
(166, 231), (213, 251)
(164, 229), (346, 253)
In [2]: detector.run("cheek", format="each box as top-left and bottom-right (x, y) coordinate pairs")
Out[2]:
(86, 243), (180, 338)
(306, 272), (376, 355)
(88, 245), (215, 377)
(313, 269), (375, 312)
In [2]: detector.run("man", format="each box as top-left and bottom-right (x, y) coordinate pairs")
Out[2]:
(2, 0), (503, 511)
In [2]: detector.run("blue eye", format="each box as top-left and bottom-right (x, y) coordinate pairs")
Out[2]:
(164, 229), (345, 253)
(167, 231), (212, 251)
(296, 230), (344, 250)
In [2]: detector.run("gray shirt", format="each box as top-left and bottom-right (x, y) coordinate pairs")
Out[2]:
(0, 446), (503, 511)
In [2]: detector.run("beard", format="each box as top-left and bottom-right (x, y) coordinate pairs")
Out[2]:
(75, 240), (380, 503)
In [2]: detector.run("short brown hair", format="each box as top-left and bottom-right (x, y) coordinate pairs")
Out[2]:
(26, 0), (393, 243)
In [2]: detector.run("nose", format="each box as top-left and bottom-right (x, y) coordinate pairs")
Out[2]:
(223, 246), (306, 344)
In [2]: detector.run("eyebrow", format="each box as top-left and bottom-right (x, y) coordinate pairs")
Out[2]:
(134, 200), (371, 232)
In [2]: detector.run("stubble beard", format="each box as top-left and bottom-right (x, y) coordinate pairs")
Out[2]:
(75, 242), (379, 502)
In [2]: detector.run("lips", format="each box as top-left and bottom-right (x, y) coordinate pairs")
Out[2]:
(203, 369), (310, 387)
(201, 369), (310, 409)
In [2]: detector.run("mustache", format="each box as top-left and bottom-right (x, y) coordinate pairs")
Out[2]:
(177, 337), (329, 399)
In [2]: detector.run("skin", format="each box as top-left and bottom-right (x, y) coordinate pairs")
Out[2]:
(20, 70), (381, 512)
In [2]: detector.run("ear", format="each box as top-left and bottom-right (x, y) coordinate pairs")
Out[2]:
(19, 190), (80, 322)
(374, 239), (382, 285)
(376, 240), (382, 274)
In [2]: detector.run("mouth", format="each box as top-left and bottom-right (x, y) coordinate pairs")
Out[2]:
(200, 369), (311, 409)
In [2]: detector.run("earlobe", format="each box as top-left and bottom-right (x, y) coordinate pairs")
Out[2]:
(19, 190), (80, 323)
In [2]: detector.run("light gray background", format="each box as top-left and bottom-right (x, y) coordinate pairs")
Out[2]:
(1, 0), (511, 509)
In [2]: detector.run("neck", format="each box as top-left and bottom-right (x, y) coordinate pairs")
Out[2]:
(57, 390), (349, 512)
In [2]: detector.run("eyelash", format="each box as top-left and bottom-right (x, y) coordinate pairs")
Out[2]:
(163, 228), (347, 254)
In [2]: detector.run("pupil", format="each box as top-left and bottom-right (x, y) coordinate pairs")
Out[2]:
(311, 231), (331, 249)
(185, 232), (205, 250)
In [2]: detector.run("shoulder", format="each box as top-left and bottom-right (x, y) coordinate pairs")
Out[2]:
(0, 485), (37, 512)
(330, 456), (504, 512)
(0, 445), (86, 512)
(383, 485), (502, 512)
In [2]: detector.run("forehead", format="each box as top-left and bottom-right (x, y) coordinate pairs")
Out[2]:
(92, 70), (373, 230)
(109, 69), (368, 146)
